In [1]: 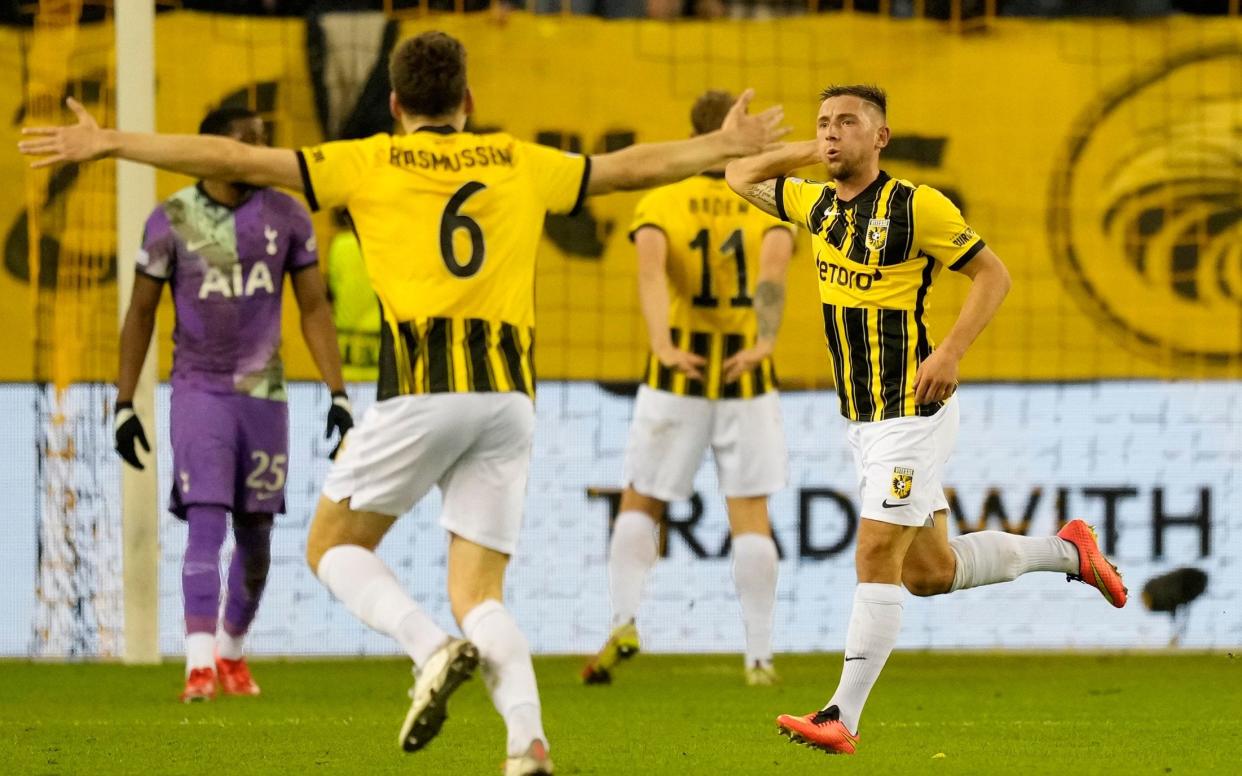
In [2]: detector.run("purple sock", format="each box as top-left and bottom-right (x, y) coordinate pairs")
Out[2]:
(222, 513), (274, 637)
(183, 505), (228, 635)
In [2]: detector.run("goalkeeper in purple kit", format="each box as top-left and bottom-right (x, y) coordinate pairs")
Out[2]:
(114, 107), (352, 702)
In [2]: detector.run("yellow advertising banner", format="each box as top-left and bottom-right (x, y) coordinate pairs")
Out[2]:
(2, 12), (1239, 385)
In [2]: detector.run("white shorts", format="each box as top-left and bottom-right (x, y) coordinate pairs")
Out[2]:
(847, 395), (959, 527)
(322, 392), (534, 554)
(623, 386), (788, 502)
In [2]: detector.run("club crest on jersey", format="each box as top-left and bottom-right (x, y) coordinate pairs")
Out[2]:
(866, 218), (890, 251)
(264, 225), (279, 256)
(891, 466), (914, 499)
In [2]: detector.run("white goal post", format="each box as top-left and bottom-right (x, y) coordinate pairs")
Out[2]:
(115, 0), (159, 665)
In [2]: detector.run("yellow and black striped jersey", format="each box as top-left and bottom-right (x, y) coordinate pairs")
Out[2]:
(776, 171), (985, 421)
(630, 173), (795, 400)
(298, 127), (589, 400)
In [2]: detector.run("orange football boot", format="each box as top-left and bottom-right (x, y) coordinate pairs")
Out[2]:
(180, 667), (217, 703)
(216, 656), (261, 696)
(776, 705), (859, 755)
(1058, 519), (1127, 608)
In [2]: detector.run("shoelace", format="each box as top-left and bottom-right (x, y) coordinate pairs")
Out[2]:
(810, 707), (840, 726)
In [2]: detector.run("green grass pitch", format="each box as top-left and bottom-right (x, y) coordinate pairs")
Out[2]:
(1, 653), (1238, 774)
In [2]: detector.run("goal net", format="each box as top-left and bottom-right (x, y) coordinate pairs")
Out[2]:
(25, 0), (123, 658)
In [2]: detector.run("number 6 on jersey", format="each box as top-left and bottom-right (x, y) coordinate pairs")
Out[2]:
(440, 182), (487, 278)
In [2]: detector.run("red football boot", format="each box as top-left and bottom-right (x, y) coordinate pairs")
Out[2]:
(180, 667), (217, 703)
(215, 656), (261, 696)
(776, 705), (859, 755)
(1058, 519), (1128, 608)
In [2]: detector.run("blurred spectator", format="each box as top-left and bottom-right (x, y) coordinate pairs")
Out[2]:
(1000, 0), (1173, 15)
(532, 0), (647, 15)
(727, 0), (808, 17)
(647, 0), (726, 18)
(1171, 0), (1233, 13)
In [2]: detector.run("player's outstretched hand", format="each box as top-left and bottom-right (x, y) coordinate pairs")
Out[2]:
(654, 344), (707, 381)
(114, 402), (150, 471)
(913, 349), (959, 406)
(325, 391), (354, 460)
(722, 341), (774, 384)
(720, 88), (789, 157)
(18, 97), (113, 169)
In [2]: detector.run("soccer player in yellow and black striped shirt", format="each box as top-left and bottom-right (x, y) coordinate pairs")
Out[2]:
(583, 92), (795, 689)
(726, 84), (1127, 754)
(22, 30), (788, 772)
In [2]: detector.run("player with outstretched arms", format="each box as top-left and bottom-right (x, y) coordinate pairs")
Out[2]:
(23, 32), (787, 774)
(112, 107), (353, 702)
(725, 84), (1128, 755)
(583, 90), (795, 688)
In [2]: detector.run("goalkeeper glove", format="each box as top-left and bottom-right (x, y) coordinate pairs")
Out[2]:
(326, 390), (354, 460)
(114, 401), (150, 470)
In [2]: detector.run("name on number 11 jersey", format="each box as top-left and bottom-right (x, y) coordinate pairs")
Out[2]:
(298, 127), (590, 400)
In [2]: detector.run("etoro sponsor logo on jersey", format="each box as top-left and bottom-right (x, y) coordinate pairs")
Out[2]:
(816, 257), (882, 290)
(1049, 45), (1242, 366)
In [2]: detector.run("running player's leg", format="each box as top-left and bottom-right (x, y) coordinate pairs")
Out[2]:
(309, 395), (462, 673)
(902, 508), (1081, 597)
(899, 508), (955, 595)
(439, 393), (548, 770)
(310, 494), (476, 755)
(778, 518), (918, 753)
(715, 391), (786, 683)
(449, 536), (548, 767)
(828, 518), (919, 728)
(308, 499), (450, 667)
(900, 396), (1096, 599)
(779, 400), (947, 751)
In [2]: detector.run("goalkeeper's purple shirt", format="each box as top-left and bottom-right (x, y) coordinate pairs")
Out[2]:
(136, 184), (318, 400)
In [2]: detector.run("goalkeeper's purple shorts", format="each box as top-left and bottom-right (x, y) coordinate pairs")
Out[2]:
(168, 388), (289, 519)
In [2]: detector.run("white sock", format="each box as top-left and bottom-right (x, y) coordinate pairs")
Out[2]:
(949, 532), (1079, 592)
(216, 628), (245, 661)
(826, 583), (904, 735)
(185, 632), (215, 674)
(461, 600), (547, 757)
(315, 545), (448, 668)
(608, 510), (659, 629)
(730, 533), (778, 665)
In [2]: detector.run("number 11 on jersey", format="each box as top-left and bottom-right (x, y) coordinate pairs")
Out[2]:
(690, 228), (752, 308)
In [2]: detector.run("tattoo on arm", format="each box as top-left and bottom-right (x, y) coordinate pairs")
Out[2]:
(754, 280), (785, 342)
(746, 180), (780, 218)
